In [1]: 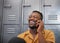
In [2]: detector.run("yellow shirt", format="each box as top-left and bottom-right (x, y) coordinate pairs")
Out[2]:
(17, 30), (55, 43)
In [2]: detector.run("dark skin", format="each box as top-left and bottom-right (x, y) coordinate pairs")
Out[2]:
(28, 12), (53, 43)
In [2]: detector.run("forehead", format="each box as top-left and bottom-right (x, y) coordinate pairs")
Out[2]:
(29, 12), (40, 17)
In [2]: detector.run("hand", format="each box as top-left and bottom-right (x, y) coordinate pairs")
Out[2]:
(36, 20), (44, 33)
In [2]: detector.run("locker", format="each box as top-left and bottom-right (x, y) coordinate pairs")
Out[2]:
(2, 0), (23, 43)
(22, 0), (42, 24)
(3, 25), (21, 43)
(3, 0), (22, 24)
(42, 0), (60, 43)
(0, 0), (3, 43)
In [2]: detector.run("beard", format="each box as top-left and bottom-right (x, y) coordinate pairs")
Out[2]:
(29, 25), (39, 30)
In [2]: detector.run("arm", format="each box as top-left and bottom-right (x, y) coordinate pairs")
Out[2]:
(38, 32), (46, 43)
(37, 21), (54, 43)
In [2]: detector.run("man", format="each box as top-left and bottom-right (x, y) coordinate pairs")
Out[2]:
(17, 11), (55, 43)
(8, 37), (26, 43)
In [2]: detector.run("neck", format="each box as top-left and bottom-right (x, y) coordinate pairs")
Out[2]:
(30, 29), (37, 35)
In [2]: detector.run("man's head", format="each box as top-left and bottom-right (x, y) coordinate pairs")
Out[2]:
(8, 37), (26, 43)
(28, 10), (43, 29)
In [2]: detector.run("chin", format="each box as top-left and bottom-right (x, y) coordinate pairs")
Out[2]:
(29, 25), (37, 29)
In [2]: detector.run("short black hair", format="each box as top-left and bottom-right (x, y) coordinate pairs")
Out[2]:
(32, 10), (43, 20)
(8, 37), (26, 43)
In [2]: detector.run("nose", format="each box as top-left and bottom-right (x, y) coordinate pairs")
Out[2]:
(29, 16), (34, 20)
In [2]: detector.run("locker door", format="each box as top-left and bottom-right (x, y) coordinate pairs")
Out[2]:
(2, 0), (22, 43)
(0, 0), (3, 43)
(42, 0), (60, 24)
(21, 0), (43, 32)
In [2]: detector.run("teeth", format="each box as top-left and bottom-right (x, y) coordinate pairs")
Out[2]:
(30, 21), (35, 24)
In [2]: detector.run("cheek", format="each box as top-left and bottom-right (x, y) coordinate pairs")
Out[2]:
(35, 17), (40, 21)
(34, 19), (38, 21)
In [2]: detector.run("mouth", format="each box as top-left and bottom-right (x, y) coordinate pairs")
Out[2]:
(29, 20), (39, 29)
(29, 21), (36, 25)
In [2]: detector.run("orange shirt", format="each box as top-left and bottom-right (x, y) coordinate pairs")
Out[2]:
(17, 30), (55, 43)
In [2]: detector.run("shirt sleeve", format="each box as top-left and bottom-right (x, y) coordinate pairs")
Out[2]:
(46, 31), (55, 43)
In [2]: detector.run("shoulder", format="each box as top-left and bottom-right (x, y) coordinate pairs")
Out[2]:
(44, 30), (55, 43)
(17, 30), (29, 38)
(44, 29), (55, 38)
(44, 29), (54, 34)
